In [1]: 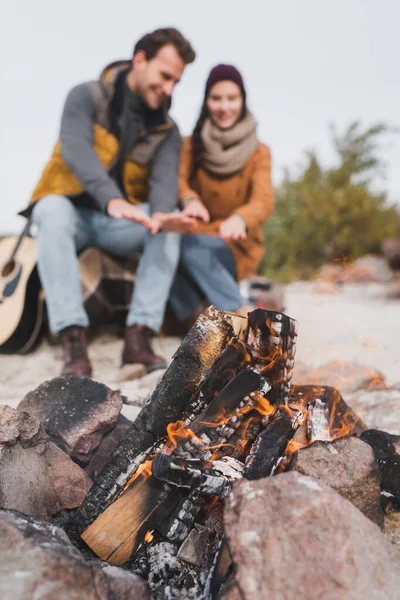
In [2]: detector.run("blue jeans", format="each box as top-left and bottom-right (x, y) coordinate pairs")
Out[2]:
(32, 195), (180, 334)
(169, 234), (244, 321)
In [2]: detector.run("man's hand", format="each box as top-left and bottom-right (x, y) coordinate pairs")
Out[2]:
(107, 198), (158, 233)
(152, 212), (198, 234)
(182, 198), (210, 223)
(219, 214), (247, 240)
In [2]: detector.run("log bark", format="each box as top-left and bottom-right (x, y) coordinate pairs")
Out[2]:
(68, 307), (239, 541)
(81, 368), (261, 564)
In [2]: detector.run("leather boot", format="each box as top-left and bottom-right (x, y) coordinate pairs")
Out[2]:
(122, 324), (167, 372)
(60, 326), (92, 376)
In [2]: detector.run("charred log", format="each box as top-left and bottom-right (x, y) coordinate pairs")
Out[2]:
(246, 309), (297, 405)
(290, 385), (366, 441)
(244, 408), (297, 479)
(68, 307), (237, 540)
(361, 429), (400, 511)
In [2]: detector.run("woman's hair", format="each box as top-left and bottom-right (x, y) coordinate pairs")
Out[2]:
(190, 96), (248, 184)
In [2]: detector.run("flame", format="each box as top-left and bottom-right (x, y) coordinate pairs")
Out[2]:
(120, 459), (153, 494)
(144, 531), (154, 543)
(165, 420), (203, 452)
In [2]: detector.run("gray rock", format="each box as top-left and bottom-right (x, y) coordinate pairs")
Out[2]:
(223, 472), (399, 600)
(346, 389), (400, 434)
(346, 255), (393, 283)
(293, 360), (385, 395)
(290, 436), (384, 526)
(18, 376), (123, 462)
(0, 509), (150, 599)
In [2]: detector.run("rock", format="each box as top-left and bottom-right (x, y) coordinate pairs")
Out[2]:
(342, 255), (393, 284)
(224, 472), (399, 600)
(85, 415), (132, 479)
(293, 361), (385, 395)
(0, 405), (92, 519)
(290, 436), (383, 526)
(385, 512), (400, 548)
(116, 363), (147, 383)
(0, 404), (47, 450)
(44, 443), (93, 510)
(317, 263), (344, 283)
(0, 509), (150, 599)
(245, 275), (285, 312)
(346, 389), (400, 435)
(18, 376), (123, 462)
(382, 238), (400, 271)
(386, 273), (400, 299)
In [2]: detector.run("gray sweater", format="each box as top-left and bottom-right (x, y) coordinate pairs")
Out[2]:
(60, 81), (181, 214)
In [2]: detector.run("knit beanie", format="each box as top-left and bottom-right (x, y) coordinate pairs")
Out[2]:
(204, 64), (246, 102)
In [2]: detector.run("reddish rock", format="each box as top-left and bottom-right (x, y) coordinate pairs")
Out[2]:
(0, 510), (150, 599)
(84, 414), (132, 479)
(342, 255), (393, 283)
(0, 405), (92, 519)
(346, 389), (400, 435)
(382, 238), (400, 271)
(245, 275), (285, 312)
(317, 263), (344, 283)
(290, 436), (383, 526)
(224, 472), (399, 600)
(293, 361), (385, 395)
(18, 376), (123, 462)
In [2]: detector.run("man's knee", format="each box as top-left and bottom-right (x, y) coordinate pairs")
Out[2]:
(32, 195), (77, 233)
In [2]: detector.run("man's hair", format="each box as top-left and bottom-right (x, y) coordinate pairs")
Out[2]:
(134, 28), (196, 65)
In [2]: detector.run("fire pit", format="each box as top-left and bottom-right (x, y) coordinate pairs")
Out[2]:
(68, 307), (375, 599)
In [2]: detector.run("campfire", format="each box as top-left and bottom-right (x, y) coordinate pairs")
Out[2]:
(63, 306), (369, 599)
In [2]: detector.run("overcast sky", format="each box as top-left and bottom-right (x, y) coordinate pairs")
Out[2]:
(1, 0), (399, 233)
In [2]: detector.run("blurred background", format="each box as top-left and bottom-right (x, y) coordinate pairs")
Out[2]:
(1, 0), (399, 277)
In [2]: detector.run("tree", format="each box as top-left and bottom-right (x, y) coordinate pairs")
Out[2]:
(262, 122), (400, 280)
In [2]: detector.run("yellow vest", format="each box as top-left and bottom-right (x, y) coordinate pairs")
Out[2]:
(30, 62), (172, 208)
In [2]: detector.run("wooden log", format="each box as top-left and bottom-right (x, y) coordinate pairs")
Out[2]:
(290, 385), (366, 441)
(246, 309), (297, 405)
(244, 408), (297, 479)
(361, 429), (400, 510)
(81, 368), (261, 564)
(68, 306), (242, 541)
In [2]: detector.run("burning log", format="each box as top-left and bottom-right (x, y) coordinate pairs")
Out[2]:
(81, 367), (266, 563)
(246, 309), (297, 405)
(279, 385), (367, 470)
(68, 307), (242, 540)
(244, 407), (298, 479)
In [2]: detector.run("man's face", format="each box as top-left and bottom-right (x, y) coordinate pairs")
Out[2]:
(131, 44), (185, 110)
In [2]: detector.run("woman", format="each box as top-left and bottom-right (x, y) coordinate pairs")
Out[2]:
(169, 64), (274, 321)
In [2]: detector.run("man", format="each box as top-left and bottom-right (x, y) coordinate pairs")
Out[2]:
(24, 28), (197, 376)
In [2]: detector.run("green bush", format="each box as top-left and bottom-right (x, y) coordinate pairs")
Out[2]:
(261, 122), (400, 281)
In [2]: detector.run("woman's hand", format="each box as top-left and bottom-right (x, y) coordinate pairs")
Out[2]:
(182, 198), (210, 223)
(219, 214), (247, 240)
(152, 212), (198, 234)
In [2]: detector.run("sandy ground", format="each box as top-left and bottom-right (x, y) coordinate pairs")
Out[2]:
(1, 281), (399, 416)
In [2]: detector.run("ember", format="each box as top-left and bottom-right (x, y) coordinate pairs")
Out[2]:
(71, 307), (370, 599)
